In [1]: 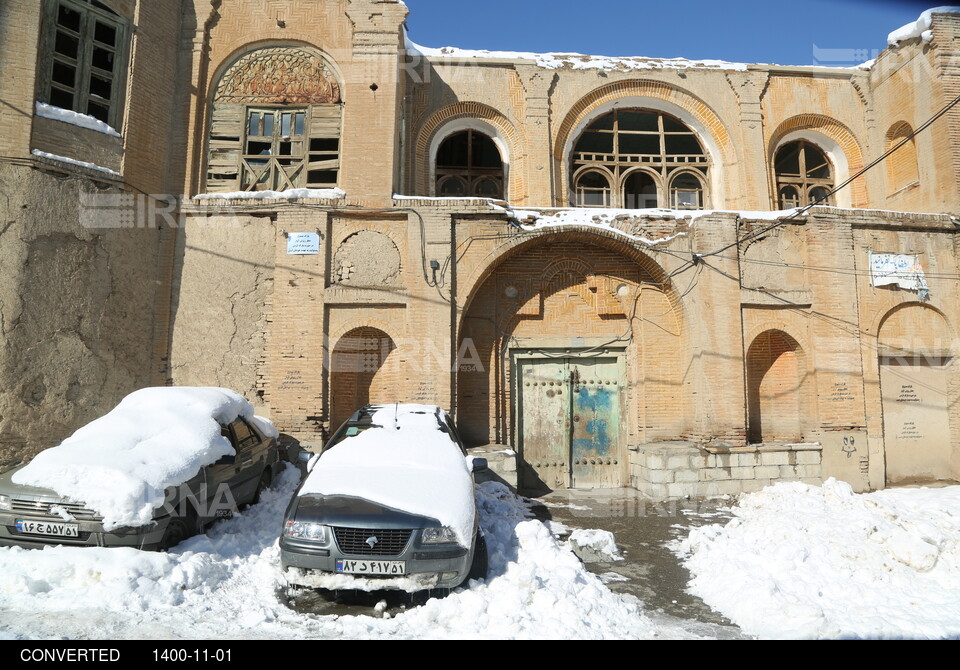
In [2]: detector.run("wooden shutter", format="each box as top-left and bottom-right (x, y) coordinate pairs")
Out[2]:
(206, 102), (244, 192)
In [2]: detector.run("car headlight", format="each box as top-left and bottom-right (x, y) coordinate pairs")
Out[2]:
(0, 495), (10, 511)
(284, 520), (328, 542)
(421, 526), (458, 545)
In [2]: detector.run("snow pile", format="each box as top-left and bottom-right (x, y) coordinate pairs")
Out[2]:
(251, 415), (279, 440)
(194, 188), (346, 201)
(35, 102), (121, 137)
(567, 528), (624, 562)
(31, 150), (120, 177)
(0, 473), (709, 640)
(298, 405), (476, 547)
(672, 479), (960, 639)
(404, 31), (748, 72)
(888, 6), (960, 45)
(12, 387), (254, 530)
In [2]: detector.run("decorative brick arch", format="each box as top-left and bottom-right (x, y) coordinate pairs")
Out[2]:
(768, 114), (867, 207)
(458, 227), (685, 335)
(414, 103), (524, 198)
(553, 80), (736, 204)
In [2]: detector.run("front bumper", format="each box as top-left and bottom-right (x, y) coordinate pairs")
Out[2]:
(280, 533), (472, 589)
(0, 511), (169, 550)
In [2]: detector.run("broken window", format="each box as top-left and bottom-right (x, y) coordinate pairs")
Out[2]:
(37, 0), (130, 127)
(205, 46), (342, 193)
(571, 109), (710, 208)
(775, 141), (833, 208)
(435, 130), (505, 198)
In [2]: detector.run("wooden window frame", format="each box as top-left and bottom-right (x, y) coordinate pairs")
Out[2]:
(571, 109), (710, 209)
(774, 140), (834, 209)
(434, 129), (505, 199)
(37, 0), (130, 130)
(241, 107), (308, 191)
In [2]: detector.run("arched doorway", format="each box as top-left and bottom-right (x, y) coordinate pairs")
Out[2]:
(878, 304), (956, 484)
(457, 235), (682, 492)
(746, 330), (806, 444)
(329, 327), (398, 429)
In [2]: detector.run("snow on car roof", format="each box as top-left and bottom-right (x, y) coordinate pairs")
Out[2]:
(12, 387), (253, 530)
(299, 404), (476, 547)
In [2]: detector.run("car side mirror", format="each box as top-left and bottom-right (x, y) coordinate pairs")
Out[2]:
(471, 457), (488, 473)
(297, 451), (315, 466)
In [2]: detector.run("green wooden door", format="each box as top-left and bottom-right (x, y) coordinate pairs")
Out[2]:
(518, 357), (621, 491)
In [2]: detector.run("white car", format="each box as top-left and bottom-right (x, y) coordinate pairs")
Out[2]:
(281, 404), (488, 591)
(0, 387), (280, 551)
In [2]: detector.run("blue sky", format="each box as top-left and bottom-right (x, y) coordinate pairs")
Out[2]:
(402, 0), (940, 66)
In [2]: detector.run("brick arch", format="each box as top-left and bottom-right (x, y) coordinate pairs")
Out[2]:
(414, 103), (524, 198)
(745, 329), (810, 443)
(329, 326), (401, 428)
(884, 121), (920, 193)
(876, 302), (955, 354)
(553, 80), (736, 204)
(458, 227), (686, 336)
(768, 114), (867, 207)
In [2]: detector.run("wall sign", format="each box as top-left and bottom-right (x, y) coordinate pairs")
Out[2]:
(287, 232), (320, 255)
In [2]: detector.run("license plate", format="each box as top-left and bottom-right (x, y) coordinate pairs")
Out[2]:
(336, 559), (405, 575)
(15, 520), (80, 538)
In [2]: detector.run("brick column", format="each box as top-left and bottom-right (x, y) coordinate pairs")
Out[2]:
(515, 65), (556, 206)
(684, 213), (748, 443)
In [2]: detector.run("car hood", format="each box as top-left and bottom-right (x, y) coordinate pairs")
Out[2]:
(0, 466), (68, 502)
(292, 494), (444, 530)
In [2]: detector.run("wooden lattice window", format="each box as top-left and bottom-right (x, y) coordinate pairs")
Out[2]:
(574, 170), (612, 207)
(205, 47), (342, 193)
(37, 0), (130, 128)
(775, 141), (833, 208)
(435, 130), (504, 198)
(571, 109), (709, 209)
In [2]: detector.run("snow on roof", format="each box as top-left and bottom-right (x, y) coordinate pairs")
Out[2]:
(12, 387), (254, 530)
(404, 29), (749, 73)
(194, 187), (346, 201)
(35, 102), (121, 137)
(888, 6), (960, 45)
(299, 404), (476, 547)
(491, 205), (804, 244)
(31, 150), (120, 177)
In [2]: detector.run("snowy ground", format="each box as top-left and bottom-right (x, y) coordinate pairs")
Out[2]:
(672, 479), (960, 640)
(0, 466), (711, 640)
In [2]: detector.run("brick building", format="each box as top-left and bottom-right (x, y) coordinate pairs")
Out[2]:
(0, 0), (958, 496)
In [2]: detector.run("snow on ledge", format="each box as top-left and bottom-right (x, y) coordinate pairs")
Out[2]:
(35, 102), (121, 138)
(31, 149), (120, 177)
(404, 29), (748, 73)
(194, 187), (346, 201)
(888, 6), (960, 45)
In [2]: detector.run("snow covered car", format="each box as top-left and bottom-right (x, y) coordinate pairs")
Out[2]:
(0, 387), (280, 551)
(281, 404), (488, 591)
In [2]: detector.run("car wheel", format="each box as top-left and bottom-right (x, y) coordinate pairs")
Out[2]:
(159, 510), (198, 552)
(252, 468), (273, 505)
(465, 530), (488, 583)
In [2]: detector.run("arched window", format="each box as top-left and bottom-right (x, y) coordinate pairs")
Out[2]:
(670, 172), (704, 209)
(206, 46), (342, 193)
(774, 141), (833, 208)
(885, 122), (919, 193)
(435, 130), (504, 198)
(571, 109), (710, 209)
(574, 170), (612, 207)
